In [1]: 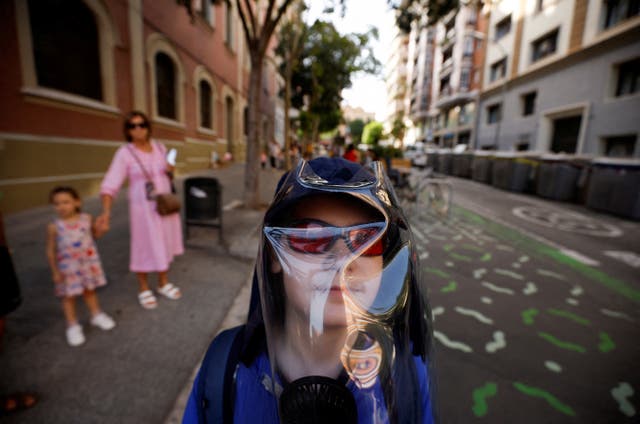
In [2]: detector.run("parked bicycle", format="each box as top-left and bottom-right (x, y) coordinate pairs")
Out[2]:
(394, 166), (452, 220)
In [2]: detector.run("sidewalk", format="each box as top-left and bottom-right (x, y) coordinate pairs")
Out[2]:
(1, 163), (283, 423)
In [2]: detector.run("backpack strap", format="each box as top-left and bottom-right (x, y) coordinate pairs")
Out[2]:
(197, 325), (245, 424)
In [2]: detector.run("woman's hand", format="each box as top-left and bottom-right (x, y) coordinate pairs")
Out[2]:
(95, 213), (111, 234)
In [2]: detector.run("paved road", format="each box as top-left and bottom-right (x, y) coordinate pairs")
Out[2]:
(0, 164), (282, 423)
(412, 177), (639, 423)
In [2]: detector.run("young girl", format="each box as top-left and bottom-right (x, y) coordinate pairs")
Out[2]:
(46, 186), (115, 347)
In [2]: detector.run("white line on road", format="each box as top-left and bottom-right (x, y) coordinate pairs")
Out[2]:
(434, 331), (473, 353)
(455, 306), (494, 325)
(482, 281), (515, 295)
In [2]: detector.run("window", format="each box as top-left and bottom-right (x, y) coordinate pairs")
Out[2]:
(602, 0), (640, 30)
(615, 57), (640, 97)
(463, 36), (474, 56)
(440, 76), (451, 96)
(531, 29), (559, 63)
(225, 2), (234, 48)
(460, 68), (471, 90)
(198, 0), (213, 25)
(490, 58), (507, 82)
(521, 91), (537, 116)
(603, 135), (637, 157)
(487, 103), (502, 124)
(442, 46), (453, 64)
(495, 15), (512, 41)
(199, 80), (212, 129)
(27, 0), (102, 100)
(155, 53), (176, 119)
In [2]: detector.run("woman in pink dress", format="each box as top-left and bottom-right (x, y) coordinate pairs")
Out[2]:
(96, 111), (184, 309)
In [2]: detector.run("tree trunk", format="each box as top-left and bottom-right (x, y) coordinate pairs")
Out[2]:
(243, 53), (264, 209)
(284, 61), (292, 170)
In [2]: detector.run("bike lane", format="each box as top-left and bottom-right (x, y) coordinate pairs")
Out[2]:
(411, 206), (639, 423)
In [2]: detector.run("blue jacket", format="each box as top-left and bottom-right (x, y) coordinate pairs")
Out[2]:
(182, 351), (434, 424)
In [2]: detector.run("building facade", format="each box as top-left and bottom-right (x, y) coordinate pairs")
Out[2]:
(1, 0), (281, 213)
(475, 0), (640, 156)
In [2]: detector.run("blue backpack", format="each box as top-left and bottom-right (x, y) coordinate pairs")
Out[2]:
(195, 325), (245, 424)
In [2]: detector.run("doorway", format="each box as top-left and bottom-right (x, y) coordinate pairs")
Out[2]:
(550, 115), (582, 153)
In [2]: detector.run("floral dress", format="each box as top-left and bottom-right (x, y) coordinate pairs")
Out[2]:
(54, 214), (107, 298)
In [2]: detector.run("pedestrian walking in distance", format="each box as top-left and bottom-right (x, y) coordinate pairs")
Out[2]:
(46, 186), (115, 347)
(96, 111), (184, 310)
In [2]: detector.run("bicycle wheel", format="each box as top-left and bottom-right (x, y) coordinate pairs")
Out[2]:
(418, 180), (452, 219)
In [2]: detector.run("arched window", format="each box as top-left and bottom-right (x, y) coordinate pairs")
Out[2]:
(155, 52), (176, 120)
(27, 0), (102, 100)
(199, 80), (213, 129)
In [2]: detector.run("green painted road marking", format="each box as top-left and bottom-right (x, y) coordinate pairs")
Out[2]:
(480, 253), (492, 262)
(455, 207), (640, 303)
(424, 268), (450, 278)
(441, 281), (457, 293)
(538, 332), (586, 353)
(472, 382), (497, 417)
(546, 308), (590, 326)
(450, 252), (473, 261)
(462, 243), (484, 252)
(598, 332), (616, 353)
(513, 382), (576, 416)
(522, 308), (539, 325)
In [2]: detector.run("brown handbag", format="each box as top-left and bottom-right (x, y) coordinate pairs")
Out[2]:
(155, 192), (181, 215)
(128, 143), (181, 216)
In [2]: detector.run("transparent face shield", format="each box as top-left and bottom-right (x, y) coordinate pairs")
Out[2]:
(256, 160), (431, 423)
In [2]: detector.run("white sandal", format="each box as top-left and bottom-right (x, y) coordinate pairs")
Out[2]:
(157, 283), (182, 300)
(138, 290), (158, 309)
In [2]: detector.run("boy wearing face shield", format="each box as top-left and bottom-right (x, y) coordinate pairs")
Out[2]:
(183, 158), (437, 424)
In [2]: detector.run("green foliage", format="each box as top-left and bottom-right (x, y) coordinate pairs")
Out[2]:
(390, 116), (406, 141)
(348, 119), (365, 144)
(362, 121), (384, 145)
(281, 19), (380, 140)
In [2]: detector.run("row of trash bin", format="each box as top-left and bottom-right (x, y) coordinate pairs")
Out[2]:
(424, 149), (640, 220)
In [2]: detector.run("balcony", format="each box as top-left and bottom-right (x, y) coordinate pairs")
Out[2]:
(435, 87), (476, 109)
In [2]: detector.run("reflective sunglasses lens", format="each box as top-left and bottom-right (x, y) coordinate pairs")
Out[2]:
(287, 234), (334, 254)
(348, 227), (384, 256)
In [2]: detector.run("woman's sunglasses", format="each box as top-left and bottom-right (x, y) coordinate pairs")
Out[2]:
(126, 122), (148, 129)
(266, 220), (385, 257)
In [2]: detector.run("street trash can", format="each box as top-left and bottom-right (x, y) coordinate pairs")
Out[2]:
(184, 177), (223, 241)
(536, 154), (582, 201)
(491, 152), (538, 193)
(437, 149), (453, 175)
(426, 148), (439, 171)
(585, 158), (640, 220)
(471, 151), (494, 184)
(452, 150), (473, 178)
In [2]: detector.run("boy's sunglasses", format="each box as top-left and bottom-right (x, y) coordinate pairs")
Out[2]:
(266, 220), (385, 257)
(126, 122), (148, 129)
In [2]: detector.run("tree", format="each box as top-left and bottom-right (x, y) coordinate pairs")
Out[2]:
(390, 115), (407, 146)
(286, 20), (379, 146)
(275, 3), (307, 170)
(181, 0), (298, 208)
(348, 118), (365, 144)
(362, 121), (384, 145)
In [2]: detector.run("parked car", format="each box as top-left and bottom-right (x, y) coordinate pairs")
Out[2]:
(404, 143), (427, 168)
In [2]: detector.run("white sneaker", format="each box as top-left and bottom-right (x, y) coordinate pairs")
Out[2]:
(66, 324), (85, 347)
(90, 312), (116, 331)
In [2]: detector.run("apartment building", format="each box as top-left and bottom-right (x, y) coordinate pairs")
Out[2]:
(383, 24), (411, 137)
(425, 4), (487, 148)
(475, 0), (640, 156)
(404, 14), (435, 145)
(0, 0), (281, 213)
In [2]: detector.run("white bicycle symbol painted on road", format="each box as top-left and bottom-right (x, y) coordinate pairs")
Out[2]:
(512, 206), (622, 237)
